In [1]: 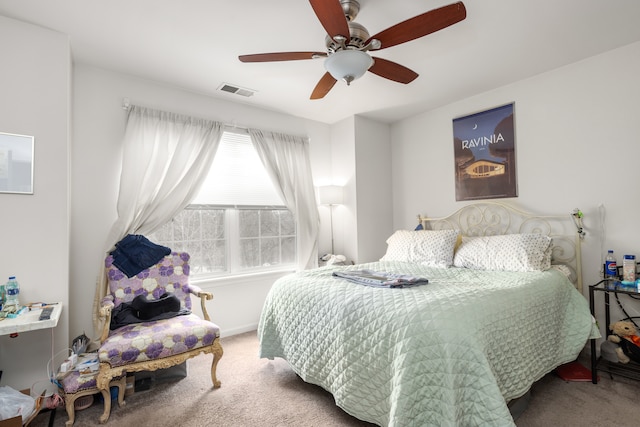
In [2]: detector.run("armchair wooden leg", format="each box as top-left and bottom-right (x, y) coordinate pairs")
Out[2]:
(98, 388), (111, 424)
(115, 375), (127, 408)
(64, 399), (76, 427)
(211, 339), (224, 388)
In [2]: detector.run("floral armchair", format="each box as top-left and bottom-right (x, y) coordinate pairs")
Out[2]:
(96, 251), (223, 394)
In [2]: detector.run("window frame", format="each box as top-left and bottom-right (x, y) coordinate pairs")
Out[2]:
(149, 205), (297, 280)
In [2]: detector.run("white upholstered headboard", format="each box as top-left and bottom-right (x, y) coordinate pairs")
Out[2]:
(418, 202), (584, 291)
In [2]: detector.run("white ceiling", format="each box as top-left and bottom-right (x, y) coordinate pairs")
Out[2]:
(1, 0), (640, 124)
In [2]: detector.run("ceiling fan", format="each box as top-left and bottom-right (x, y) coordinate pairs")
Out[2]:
(239, 0), (466, 100)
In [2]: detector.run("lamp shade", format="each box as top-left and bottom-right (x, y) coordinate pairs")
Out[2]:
(318, 185), (344, 205)
(324, 50), (373, 84)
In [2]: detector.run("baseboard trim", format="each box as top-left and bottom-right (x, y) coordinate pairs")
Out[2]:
(221, 324), (258, 338)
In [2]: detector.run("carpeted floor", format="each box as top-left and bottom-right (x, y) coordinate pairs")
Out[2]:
(29, 331), (640, 427)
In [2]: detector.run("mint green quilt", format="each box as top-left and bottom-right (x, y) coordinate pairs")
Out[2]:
(258, 261), (595, 427)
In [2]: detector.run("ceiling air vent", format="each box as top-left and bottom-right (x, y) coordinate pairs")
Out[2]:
(218, 83), (256, 97)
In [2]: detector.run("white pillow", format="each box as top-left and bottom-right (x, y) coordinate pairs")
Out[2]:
(453, 233), (552, 272)
(380, 229), (459, 267)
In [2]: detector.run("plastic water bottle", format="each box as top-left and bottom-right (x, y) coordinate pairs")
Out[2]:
(5, 276), (20, 307)
(605, 250), (617, 282)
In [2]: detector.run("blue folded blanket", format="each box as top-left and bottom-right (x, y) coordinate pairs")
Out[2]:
(110, 234), (171, 277)
(332, 269), (428, 288)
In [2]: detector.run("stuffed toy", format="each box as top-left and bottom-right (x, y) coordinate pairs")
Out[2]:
(607, 321), (640, 364)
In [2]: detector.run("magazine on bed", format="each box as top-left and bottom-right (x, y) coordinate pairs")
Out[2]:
(332, 269), (429, 288)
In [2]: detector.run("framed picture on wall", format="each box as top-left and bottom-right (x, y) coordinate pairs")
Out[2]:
(0, 132), (34, 194)
(452, 103), (517, 201)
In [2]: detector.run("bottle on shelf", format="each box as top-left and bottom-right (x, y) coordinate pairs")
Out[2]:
(623, 255), (637, 284)
(4, 276), (20, 307)
(605, 250), (617, 282)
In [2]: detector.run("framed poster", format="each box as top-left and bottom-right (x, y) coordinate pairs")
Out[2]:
(452, 103), (517, 201)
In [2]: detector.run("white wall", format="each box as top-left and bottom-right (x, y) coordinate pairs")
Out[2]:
(0, 17), (71, 390)
(354, 116), (393, 263)
(71, 65), (332, 339)
(390, 41), (640, 327)
(329, 117), (356, 261)
(322, 116), (393, 264)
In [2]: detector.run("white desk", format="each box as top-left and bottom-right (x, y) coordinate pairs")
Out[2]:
(0, 303), (63, 336)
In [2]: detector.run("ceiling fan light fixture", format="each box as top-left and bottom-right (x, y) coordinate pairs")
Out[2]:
(324, 50), (373, 85)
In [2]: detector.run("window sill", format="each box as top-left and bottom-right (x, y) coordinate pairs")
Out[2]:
(191, 268), (295, 288)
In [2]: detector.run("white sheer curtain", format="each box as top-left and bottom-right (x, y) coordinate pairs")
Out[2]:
(248, 129), (320, 271)
(92, 106), (223, 335)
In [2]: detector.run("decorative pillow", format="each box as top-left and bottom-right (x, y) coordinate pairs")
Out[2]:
(453, 233), (552, 272)
(380, 229), (459, 267)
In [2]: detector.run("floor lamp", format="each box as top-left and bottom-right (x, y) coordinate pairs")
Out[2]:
(318, 185), (344, 255)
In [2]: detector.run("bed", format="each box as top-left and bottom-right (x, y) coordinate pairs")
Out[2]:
(258, 202), (597, 426)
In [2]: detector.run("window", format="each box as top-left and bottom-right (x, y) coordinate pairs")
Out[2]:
(149, 131), (296, 277)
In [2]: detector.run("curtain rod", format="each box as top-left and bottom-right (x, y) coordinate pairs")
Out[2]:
(122, 97), (247, 130)
(121, 97), (307, 140)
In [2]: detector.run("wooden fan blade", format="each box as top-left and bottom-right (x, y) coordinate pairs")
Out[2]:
(309, 0), (350, 40)
(368, 57), (418, 84)
(367, 2), (466, 51)
(310, 72), (338, 100)
(239, 52), (327, 62)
